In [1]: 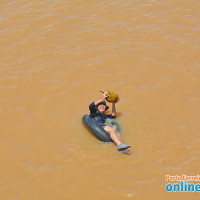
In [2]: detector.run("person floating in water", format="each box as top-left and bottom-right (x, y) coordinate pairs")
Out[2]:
(89, 91), (131, 153)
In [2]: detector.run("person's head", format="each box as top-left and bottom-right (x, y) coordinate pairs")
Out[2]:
(97, 100), (109, 113)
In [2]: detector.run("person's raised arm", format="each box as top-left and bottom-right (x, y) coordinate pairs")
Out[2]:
(94, 91), (109, 106)
(111, 97), (120, 117)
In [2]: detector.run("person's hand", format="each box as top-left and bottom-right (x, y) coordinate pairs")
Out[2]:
(114, 97), (120, 103)
(103, 91), (109, 99)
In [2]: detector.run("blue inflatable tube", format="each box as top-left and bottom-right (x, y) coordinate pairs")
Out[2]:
(82, 115), (122, 143)
(82, 114), (113, 142)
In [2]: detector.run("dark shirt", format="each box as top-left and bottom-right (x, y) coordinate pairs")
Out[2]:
(89, 102), (116, 126)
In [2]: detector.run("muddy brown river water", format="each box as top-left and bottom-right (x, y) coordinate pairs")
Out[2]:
(0, 0), (200, 199)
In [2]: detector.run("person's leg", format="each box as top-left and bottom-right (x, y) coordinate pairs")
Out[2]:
(116, 132), (121, 141)
(104, 126), (131, 152)
(104, 126), (121, 146)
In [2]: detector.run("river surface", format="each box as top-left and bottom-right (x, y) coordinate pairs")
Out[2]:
(0, 0), (200, 199)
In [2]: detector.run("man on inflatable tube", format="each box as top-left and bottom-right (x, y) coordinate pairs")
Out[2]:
(89, 91), (131, 154)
